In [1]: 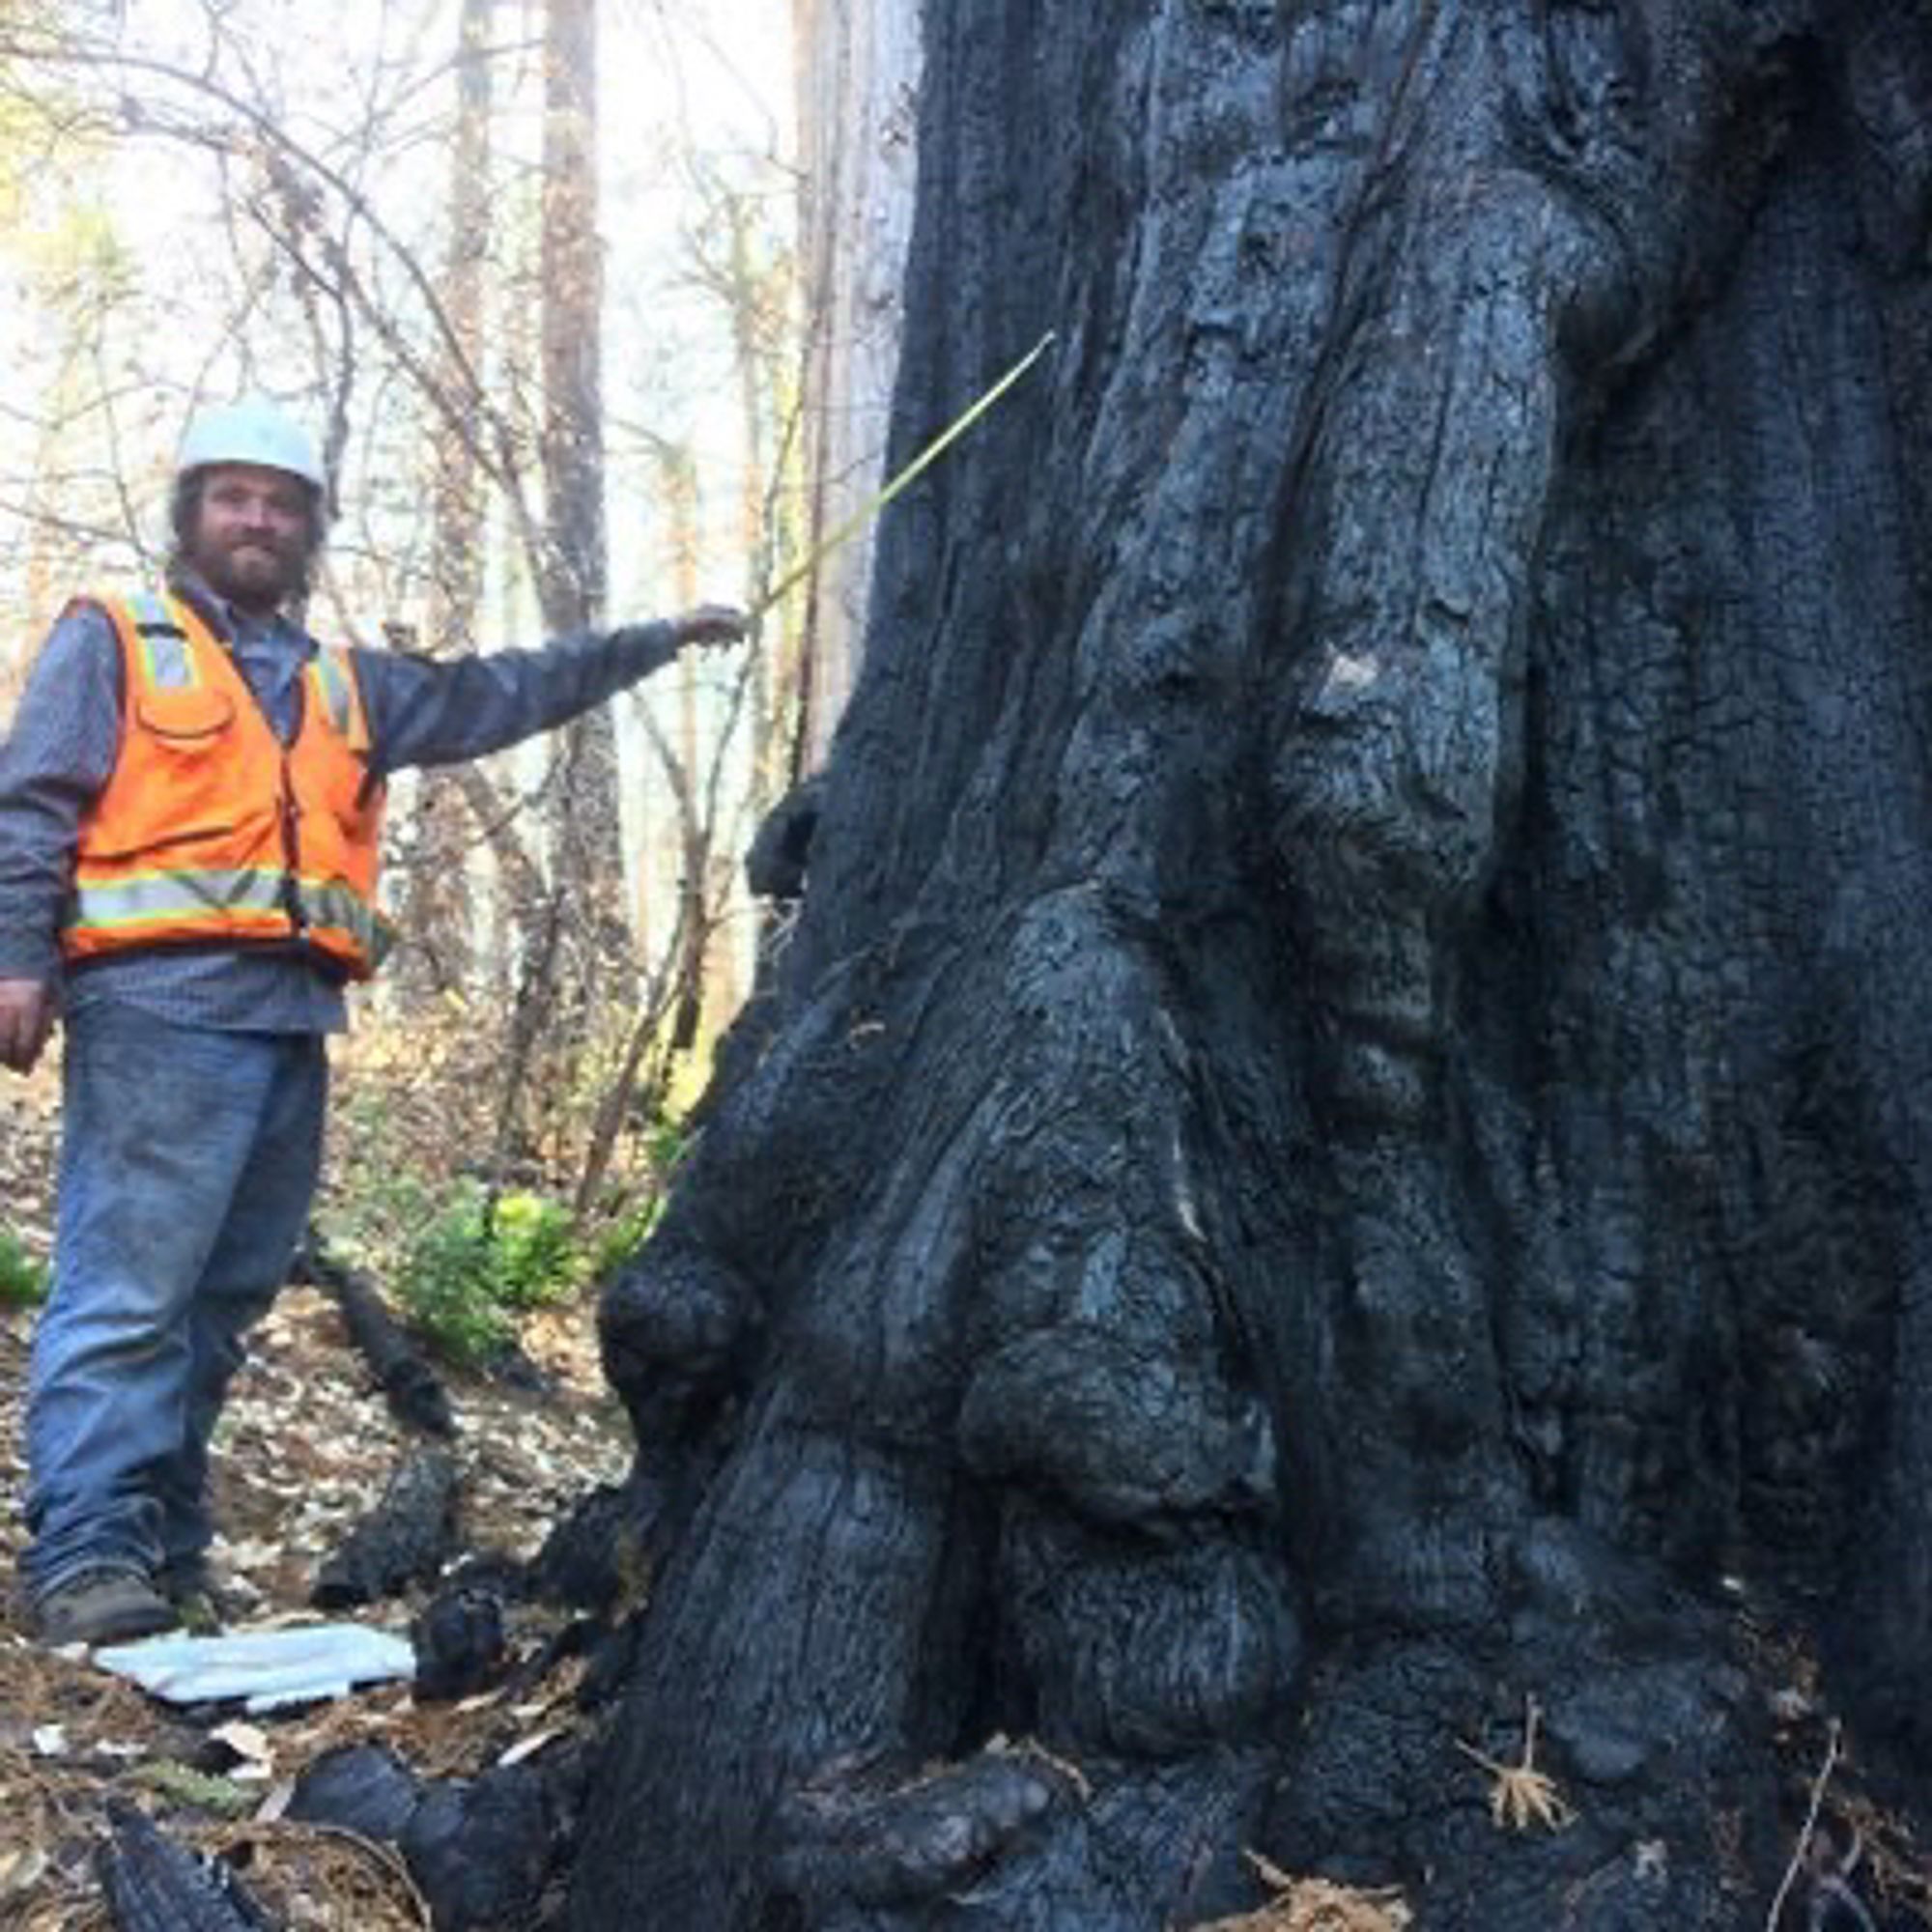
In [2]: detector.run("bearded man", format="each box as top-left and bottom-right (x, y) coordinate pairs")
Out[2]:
(0, 398), (743, 1645)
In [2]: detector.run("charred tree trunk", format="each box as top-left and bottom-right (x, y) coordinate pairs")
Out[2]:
(574, 5), (1932, 1928)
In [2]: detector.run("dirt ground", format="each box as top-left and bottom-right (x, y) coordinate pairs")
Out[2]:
(0, 1057), (634, 1931)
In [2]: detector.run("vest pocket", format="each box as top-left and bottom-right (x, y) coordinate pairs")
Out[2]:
(91, 688), (246, 860)
(135, 687), (237, 743)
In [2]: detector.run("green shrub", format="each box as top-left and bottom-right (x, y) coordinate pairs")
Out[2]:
(488, 1190), (582, 1309)
(395, 1201), (512, 1368)
(393, 1182), (584, 1368)
(0, 1226), (49, 1309)
(316, 1089), (441, 1268)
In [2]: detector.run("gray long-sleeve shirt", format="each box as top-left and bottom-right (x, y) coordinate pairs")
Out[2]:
(0, 573), (676, 1033)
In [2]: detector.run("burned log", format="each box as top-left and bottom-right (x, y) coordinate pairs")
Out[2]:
(527, 1478), (659, 1616)
(400, 1743), (589, 1932)
(97, 1800), (277, 1932)
(285, 1742), (425, 1844)
(410, 1579), (508, 1702)
(309, 1448), (459, 1609)
(292, 1235), (457, 1439)
(286, 1739), (584, 1931)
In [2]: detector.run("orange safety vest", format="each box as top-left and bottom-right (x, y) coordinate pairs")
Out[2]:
(60, 588), (396, 980)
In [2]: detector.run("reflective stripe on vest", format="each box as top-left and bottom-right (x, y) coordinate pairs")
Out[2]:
(67, 866), (287, 934)
(292, 877), (396, 969)
(310, 649), (356, 738)
(127, 591), (199, 693)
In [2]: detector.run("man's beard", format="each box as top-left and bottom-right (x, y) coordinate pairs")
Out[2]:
(193, 537), (308, 611)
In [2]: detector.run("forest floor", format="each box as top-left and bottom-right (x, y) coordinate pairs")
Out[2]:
(0, 1043), (636, 1932)
(7, 1044), (1928, 1932)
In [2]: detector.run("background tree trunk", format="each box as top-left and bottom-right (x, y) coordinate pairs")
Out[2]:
(790, 0), (921, 773)
(539, 0), (629, 1000)
(538, 0), (606, 638)
(573, 5), (1932, 1928)
(396, 0), (494, 1005)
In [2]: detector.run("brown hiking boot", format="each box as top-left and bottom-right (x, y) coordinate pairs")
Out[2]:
(32, 1564), (179, 1648)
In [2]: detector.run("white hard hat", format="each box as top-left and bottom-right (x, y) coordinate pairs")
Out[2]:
(177, 397), (327, 492)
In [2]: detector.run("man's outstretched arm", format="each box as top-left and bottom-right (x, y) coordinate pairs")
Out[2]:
(360, 605), (748, 772)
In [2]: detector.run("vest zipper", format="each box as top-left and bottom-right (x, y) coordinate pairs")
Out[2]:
(278, 671), (307, 935)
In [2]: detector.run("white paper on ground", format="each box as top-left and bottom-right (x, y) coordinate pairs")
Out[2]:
(94, 1624), (416, 1713)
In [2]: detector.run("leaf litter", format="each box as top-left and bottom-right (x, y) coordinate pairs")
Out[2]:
(0, 1143), (629, 1930)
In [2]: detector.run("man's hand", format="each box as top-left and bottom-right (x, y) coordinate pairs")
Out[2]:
(0, 979), (54, 1075)
(669, 604), (750, 650)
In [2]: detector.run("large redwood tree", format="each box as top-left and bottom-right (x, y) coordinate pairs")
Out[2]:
(572, 5), (1932, 1926)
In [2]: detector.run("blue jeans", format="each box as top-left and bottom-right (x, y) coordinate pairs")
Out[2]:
(21, 1002), (327, 1601)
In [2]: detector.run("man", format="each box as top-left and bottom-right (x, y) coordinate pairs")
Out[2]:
(0, 398), (745, 1646)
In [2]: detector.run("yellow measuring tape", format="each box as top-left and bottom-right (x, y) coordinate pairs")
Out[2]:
(753, 329), (1057, 618)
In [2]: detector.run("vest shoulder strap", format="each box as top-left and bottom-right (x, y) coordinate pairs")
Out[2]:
(307, 646), (373, 754)
(124, 589), (185, 637)
(94, 589), (211, 694)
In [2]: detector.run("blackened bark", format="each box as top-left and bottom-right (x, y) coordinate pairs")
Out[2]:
(573, 5), (1932, 1928)
(309, 1449), (460, 1609)
(97, 1801), (275, 1932)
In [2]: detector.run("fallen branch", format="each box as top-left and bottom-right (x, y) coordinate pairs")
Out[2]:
(310, 1450), (460, 1610)
(293, 1235), (457, 1439)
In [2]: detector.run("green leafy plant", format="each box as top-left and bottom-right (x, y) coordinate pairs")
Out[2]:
(643, 1118), (690, 1178)
(0, 1225), (48, 1309)
(392, 1181), (584, 1368)
(316, 1087), (443, 1266)
(395, 1203), (512, 1368)
(488, 1190), (583, 1309)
